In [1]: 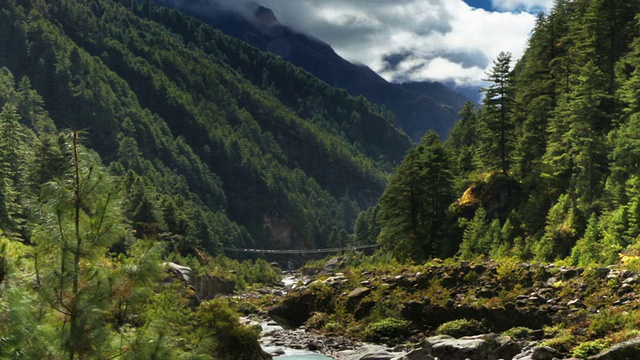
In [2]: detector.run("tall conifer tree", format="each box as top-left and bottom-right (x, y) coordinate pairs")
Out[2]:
(478, 52), (515, 174)
(378, 131), (454, 261)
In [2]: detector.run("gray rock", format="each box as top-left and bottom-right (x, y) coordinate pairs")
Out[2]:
(348, 287), (372, 299)
(513, 349), (534, 360)
(324, 257), (341, 272)
(532, 346), (557, 360)
(162, 262), (192, 282)
(546, 277), (558, 287)
(425, 335), (489, 360)
(268, 348), (285, 356)
(561, 269), (577, 280)
(596, 268), (611, 278)
(361, 353), (397, 360)
(567, 299), (584, 308)
(323, 274), (348, 286)
(202, 277), (236, 298)
(617, 283), (634, 295)
(465, 333), (523, 360)
(337, 345), (395, 360)
(587, 337), (640, 360)
(392, 348), (433, 360)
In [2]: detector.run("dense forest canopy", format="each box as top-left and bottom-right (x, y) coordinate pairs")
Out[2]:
(0, 0), (414, 357)
(365, 0), (640, 267)
(4, 0), (640, 357)
(0, 0), (412, 255)
(153, 0), (472, 142)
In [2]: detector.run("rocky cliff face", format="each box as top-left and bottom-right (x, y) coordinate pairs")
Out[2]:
(262, 208), (302, 249)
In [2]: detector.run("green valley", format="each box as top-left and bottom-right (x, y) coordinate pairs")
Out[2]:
(3, 0), (640, 359)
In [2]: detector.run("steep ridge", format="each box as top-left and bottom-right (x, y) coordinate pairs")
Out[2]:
(154, 0), (472, 141)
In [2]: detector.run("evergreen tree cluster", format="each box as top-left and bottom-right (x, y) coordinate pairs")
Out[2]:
(371, 0), (640, 266)
(0, 0), (413, 357)
(0, 67), (277, 358)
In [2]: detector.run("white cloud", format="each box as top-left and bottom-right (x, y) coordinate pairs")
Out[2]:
(492, 0), (554, 12)
(220, 0), (540, 87)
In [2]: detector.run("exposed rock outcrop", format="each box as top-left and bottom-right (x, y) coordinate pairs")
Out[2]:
(587, 337), (640, 360)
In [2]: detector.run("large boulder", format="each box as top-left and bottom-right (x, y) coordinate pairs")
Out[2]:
(347, 287), (372, 310)
(392, 348), (433, 360)
(194, 273), (236, 299)
(588, 337), (640, 360)
(336, 345), (396, 360)
(162, 262), (192, 282)
(269, 285), (334, 328)
(426, 335), (490, 360)
(424, 333), (523, 360)
(452, 171), (521, 219)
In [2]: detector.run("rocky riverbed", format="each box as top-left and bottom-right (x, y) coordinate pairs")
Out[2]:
(255, 258), (640, 359)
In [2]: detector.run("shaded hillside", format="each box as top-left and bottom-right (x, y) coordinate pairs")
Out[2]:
(0, 0), (411, 252)
(154, 0), (472, 141)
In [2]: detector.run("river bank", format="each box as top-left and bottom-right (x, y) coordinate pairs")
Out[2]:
(253, 273), (359, 359)
(254, 257), (640, 359)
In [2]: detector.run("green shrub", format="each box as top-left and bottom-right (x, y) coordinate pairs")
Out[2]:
(306, 312), (328, 330)
(572, 339), (611, 358)
(235, 301), (259, 315)
(196, 299), (264, 360)
(502, 326), (532, 339)
(539, 334), (576, 354)
(496, 257), (527, 288)
(364, 318), (409, 342)
(589, 310), (625, 337)
(436, 319), (486, 338)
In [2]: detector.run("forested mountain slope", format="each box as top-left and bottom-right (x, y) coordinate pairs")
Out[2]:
(0, 0), (411, 253)
(360, 0), (640, 267)
(154, 0), (471, 141)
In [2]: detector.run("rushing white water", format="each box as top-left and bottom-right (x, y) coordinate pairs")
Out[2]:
(262, 346), (333, 359)
(260, 274), (332, 359)
(281, 275), (300, 288)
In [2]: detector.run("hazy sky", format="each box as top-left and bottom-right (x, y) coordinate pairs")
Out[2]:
(239, 0), (553, 87)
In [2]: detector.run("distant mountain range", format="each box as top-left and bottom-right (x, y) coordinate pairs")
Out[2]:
(155, 0), (473, 141)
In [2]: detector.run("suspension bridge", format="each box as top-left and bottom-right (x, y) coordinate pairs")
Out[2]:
(222, 244), (380, 255)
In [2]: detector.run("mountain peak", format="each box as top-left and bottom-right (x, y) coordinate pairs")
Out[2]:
(253, 5), (281, 34)
(157, 0), (472, 140)
(254, 5), (278, 25)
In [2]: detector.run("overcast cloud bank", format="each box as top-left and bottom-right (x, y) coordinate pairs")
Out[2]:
(220, 0), (552, 86)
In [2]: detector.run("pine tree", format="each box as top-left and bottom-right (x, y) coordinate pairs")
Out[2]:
(354, 204), (380, 245)
(0, 103), (27, 238)
(534, 194), (578, 261)
(378, 131), (454, 261)
(31, 131), (127, 359)
(512, 13), (556, 181)
(458, 206), (488, 259)
(477, 52), (515, 173)
(446, 101), (478, 189)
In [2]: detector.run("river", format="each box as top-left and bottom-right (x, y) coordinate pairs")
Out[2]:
(260, 274), (333, 359)
(260, 321), (333, 359)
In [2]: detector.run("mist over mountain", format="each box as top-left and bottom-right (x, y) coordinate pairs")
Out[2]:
(154, 0), (473, 141)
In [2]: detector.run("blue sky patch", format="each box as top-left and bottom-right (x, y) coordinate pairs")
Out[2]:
(462, 0), (494, 11)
